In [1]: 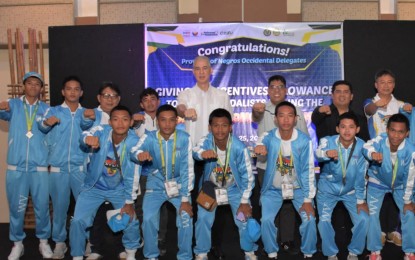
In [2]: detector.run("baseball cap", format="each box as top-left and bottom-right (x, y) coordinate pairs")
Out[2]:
(23, 72), (44, 86)
(106, 209), (130, 232)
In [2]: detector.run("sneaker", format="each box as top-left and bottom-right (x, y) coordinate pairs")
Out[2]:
(369, 252), (382, 260)
(328, 255), (338, 260)
(304, 254), (314, 259)
(73, 257), (83, 260)
(381, 232), (386, 246)
(86, 253), (103, 260)
(84, 241), (92, 257)
(195, 253), (208, 260)
(39, 242), (53, 259)
(267, 252), (278, 259)
(8, 244), (24, 260)
(387, 231), (402, 246)
(245, 251), (257, 260)
(119, 251), (127, 260)
(125, 249), (137, 260)
(52, 242), (68, 259)
(347, 253), (358, 260)
(404, 253), (415, 260)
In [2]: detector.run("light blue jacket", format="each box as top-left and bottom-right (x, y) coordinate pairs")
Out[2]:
(256, 128), (316, 201)
(81, 125), (141, 203)
(315, 135), (368, 202)
(0, 97), (49, 171)
(193, 133), (255, 204)
(131, 129), (194, 202)
(362, 133), (415, 204)
(38, 102), (92, 169)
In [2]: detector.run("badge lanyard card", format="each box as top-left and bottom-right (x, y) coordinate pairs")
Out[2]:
(112, 137), (126, 181)
(338, 139), (356, 185)
(23, 97), (39, 139)
(159, 132), (179, 198)
(214, 135), (232, 206)
(278, 147), (294, 200)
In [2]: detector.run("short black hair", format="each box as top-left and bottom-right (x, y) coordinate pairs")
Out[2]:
(98, 81), (121, 96)
(332, 80), (353, 93)
(337, 111), (359, 127)
(139, 88), (159, 103)
(62, 75), (83, 89)
(156, 104), (178, 118)
(268, 75), (286, 87)
(375, 69), (395, 82)
(275, 101), (296, 116)
(209, 108), (232, 125)
(387, 113), (409, 131)
(110, 105), (132, 118)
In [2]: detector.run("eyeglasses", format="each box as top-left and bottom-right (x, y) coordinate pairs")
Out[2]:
(101, 93), (119, 100)
(268, 85), (285, 90)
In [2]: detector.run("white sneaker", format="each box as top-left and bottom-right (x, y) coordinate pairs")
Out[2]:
(125, 249), (137, 260)
(8, 244), (24, 260)
(84, 241), (92, 256)
(86, 253), (103, 260)
(52, 242), (68, 259)
(195, 253), (208, 260)
(73, 257), (83, 260)
(245, 251), (258, 260)
(39, 242), (53, 259)
(328, 255), (338, 260)
(347, 253), (358, 260)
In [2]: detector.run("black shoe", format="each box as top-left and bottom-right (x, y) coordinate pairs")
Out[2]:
(281, 241), (300, 255)
(158, 239), (167, 257)
(210, 246), (225, 259)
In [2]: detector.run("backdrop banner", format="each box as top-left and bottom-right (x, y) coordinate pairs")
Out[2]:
(145, 22), (343, 148)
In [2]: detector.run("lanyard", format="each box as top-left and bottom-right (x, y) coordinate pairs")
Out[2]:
(391, 157), (398, 189)
(277, 146), (293, 176)
(214, 134), (232, 186)
(338, 139), (356, 185)
(23, 96), (39, 132)
(112, 137), (126, 178)
(158, 131), (177, 179)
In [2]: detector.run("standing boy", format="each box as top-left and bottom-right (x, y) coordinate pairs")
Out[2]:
(363, 113), (415, 260)
(69, 105), (141, 260)
(0, 72), (53, 260)
(254, 101), (317, 259)
(193, 108), (257, 260)
(39, 76), (91, 259)
(315, 112), (369, 260)
(132, 104), (194, 260)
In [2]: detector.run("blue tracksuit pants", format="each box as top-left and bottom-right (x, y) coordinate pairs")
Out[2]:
(6, 168), (51, 242)
(69, 187), (140, 257)
(49, 166), (85, 242)
(143, 189), (193, 260)
(261, 187), (317, 256)
(367, 185), (415, 253)
(317, 190), (369, 256)
(194, 184), (258, 255)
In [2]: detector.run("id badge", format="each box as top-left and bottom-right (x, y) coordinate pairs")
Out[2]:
(215, 187), (229, 205)
(281, 183), (294, 200)
(164, 179), (179, 198)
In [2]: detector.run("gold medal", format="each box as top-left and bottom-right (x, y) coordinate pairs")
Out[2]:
(26, 131), (33, 139)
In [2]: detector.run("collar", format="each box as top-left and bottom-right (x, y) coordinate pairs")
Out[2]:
(275, 128), (298, 141)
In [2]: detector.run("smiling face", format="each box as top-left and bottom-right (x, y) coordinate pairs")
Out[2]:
(140, 94), (160, 114)
(267, 79), (287, 105)
(387, 121), (408, 150)
(375, 74), (395, 96)
(332, 84), (353, 108)
(97, 87), (121, 114)
(209, 116), (232, 144)
(23, 77), (43, 99)
(62, 80), (83, 103)
(193, 57), (212, 86)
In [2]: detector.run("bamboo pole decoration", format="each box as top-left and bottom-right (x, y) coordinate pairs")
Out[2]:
(28, 28), (33, 72)
(33, 30), (38, 73)
(38, 31), (45, 79)
(7, 29), (16, 85)
(14, 31), (21, 84)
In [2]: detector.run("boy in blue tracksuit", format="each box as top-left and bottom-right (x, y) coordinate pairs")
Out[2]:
(38, 76), (92, 259)
(132, 104), (194, 260)
(363, 113), (415, 260)
(0, 72), (53, 260)
(193, 108), (257, 260)
(254, 101), (317, 259)
(69, 105), (141, 260)
(315, 112), (369, 260)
